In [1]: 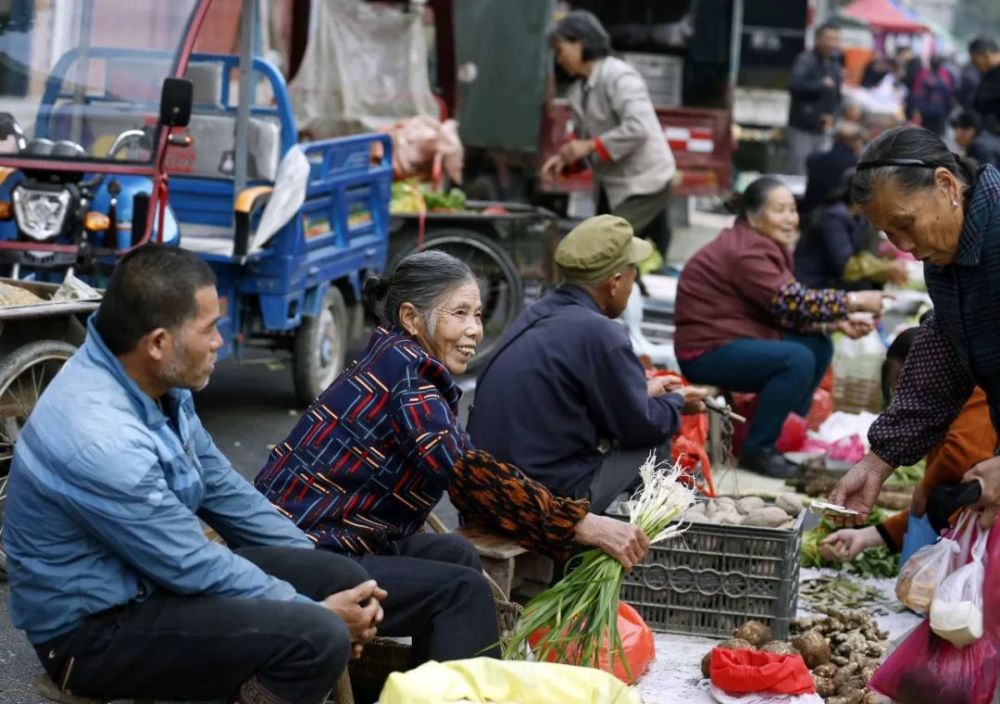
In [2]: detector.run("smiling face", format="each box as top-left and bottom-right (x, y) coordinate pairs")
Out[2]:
(747, 185), (800, 247)
(860, 169), (965, 266)
(415, 280), (484, 375)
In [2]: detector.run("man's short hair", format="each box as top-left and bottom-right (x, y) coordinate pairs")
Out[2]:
(969, 38), (999, 56)
(96, 245), (217, 355)
(951, 109), (983, 132)
(814, 21), (839, 38)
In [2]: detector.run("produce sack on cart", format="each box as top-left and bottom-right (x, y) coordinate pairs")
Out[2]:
(379, 658), (641, 704)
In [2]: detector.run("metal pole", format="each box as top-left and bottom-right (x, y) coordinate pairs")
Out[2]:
(234, 0), (255, 201)
(71, 0), (96, 146)
(727, 0), (745, 93)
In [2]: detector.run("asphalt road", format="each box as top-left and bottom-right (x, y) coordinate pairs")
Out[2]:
(0, 348), (466, 703)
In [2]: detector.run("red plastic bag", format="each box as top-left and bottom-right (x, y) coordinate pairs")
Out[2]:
(528, 602), (655, 685)
(776, 413), (808, 453)
(729, 395), (808, 455)
(710, 648), (815, 695)
(806, 387), (833, 431)
(868, 621), (999, 704)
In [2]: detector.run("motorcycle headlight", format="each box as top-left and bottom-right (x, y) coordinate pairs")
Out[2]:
(12, 186), (71, 241)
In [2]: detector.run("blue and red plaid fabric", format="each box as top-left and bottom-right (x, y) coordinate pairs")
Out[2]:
(254, 327), (469, 554)
(869, 164), (1000, 466)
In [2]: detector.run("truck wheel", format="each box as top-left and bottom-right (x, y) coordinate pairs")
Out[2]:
(0, 341), (77, 577)
(293, 287), (348, 405)
(390, 229), (522, 371)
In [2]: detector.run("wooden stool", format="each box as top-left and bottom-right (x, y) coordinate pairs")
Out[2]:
(453, 523), (553, 599)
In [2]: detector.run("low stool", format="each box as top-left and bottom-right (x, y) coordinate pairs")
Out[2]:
(453, 523), (553, 599)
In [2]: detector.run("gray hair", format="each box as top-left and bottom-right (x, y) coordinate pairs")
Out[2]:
(850, 126), (979, 206)
(362, 250), (476, 337)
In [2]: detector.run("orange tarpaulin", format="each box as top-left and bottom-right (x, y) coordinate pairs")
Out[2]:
(841, 0), (929, 34)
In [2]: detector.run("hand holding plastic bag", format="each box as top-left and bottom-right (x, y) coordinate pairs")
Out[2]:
(895, 512), (971, 614)
(930, 524), (988, 646)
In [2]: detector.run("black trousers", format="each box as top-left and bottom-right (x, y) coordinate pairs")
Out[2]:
(34, 546), (367, 704)
(341, 531), (501, 665)
(598, 186), (673, 263)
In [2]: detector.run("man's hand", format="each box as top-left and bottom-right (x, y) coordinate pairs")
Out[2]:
(821, 525), (884, 562)
(574, 513), (651, 571)
(828, 452), (895, 526)
(542, 154), (567, 179)
(963, 457), (1000, 528)
(676, 386), (708, 415)
(321, 580), (387, 654)
(836, 312), (875, 339)
(557, 138), (595, 164)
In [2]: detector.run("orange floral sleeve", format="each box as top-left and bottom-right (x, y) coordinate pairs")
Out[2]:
(448, 449), (590, 561)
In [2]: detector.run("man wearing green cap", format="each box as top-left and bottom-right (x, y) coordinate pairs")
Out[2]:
(467, 215), (705, 513)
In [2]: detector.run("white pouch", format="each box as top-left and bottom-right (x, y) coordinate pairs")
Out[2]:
(930, 521), (989, 647)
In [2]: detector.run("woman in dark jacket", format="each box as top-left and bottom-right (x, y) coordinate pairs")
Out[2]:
(827, 127), (1000, 528)
(795, 172), (909, 290)
(675, 176), (887, 478)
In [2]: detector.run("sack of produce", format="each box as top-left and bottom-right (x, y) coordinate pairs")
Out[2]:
(930, 523), (988, 647)
(895, 512), (970, 614)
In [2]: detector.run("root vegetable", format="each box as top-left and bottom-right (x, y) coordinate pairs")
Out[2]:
(734, 621), (773, 647)
(814, 676), (836, 697)
(832, 655), (849, 666)
(736, 496), (765, 514)
(719, 512), (744, 525)
(792, 629), (831, 668)
(828, 693), (864, 704)
(862, 692), (888, 704)
(813, 662), (838, 678)
(701, 638), (754, 678)
(701, 651), (712, 679)
(744, 506), (791, 527)
(833, 662), (860, 688)
(776, 493), (803, 516)
(760, 640), (798, 656)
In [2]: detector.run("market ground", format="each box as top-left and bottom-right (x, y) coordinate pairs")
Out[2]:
(0, 212), (733, 703)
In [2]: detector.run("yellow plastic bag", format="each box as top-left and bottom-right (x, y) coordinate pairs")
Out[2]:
(379, 657), (642, 704)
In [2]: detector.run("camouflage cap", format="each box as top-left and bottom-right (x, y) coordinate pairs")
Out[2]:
(554, 214), (652, 284)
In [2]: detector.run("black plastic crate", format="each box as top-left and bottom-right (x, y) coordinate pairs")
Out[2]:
(620, 511), (804, 639)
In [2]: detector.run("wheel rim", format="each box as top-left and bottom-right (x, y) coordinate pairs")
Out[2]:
(0, 351), (72, 561)
(315, 306), (342, 388)
(415, 237), (518, 360)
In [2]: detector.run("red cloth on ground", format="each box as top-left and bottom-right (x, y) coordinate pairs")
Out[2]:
(710, 648), (816, 695)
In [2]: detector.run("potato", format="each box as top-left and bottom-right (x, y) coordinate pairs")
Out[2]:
(792, 629), (831, 669)
(760, 640), (798, 656)
(734, 621), (773, 647)
(814, 676), (836, 697)
(743, 507), (790, 527)
(719, 512), (744, 525)
(736, 496), (765, 514)
(776, 493), (803, 516)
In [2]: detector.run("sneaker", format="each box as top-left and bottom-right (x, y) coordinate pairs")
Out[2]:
(740, 447), (800, 479)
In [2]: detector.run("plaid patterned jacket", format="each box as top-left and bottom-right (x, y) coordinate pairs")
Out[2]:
(254, 327), (589, 558)
(869, 164), (1000, 465)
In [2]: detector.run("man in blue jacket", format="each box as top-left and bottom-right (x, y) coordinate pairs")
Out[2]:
(786, 22), (843, 175)
(468, 215), (705, 513)
(2, 246), (383, 704)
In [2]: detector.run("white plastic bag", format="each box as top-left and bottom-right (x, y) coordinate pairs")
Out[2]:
(896, 511), (972, 614)
(930, 522), (989, 647)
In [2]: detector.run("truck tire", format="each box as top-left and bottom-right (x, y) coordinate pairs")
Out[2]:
(292, 287), (348, 406)
(0, 340), (77, 577)
(390, 229), (522, 371)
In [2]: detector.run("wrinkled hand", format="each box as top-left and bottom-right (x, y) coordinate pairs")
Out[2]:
(848, 290), (890, 315)
(557, 138), (595, 164)
(963, 456), (1000, 529)
(828, 452), (895, 526)
(836, 312), (875, 339)
(574, 513), (651, 571)
(321, 580), (387, 656)
(886, 259), (910, 286)
(646, 376), (673, 397)
(542, 154), (567, 179)
(821, 525), (884, 562)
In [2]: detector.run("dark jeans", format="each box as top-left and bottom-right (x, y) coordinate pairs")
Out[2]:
(586, 445), (670, 514)
(34, 546), (368, 704)
(679, 332), (833, 453)
(342, 531), (501, 666)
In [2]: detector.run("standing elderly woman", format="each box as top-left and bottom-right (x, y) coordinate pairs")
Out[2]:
(674, 176), (886, 479)
(255, 251), (649, 665)
(829, 127), (1000, 528)
(543, 10), (676, 262)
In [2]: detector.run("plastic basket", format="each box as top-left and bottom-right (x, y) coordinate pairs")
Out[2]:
(620, 511), (804, 639)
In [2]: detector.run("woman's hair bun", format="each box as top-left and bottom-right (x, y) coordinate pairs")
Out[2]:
(361, 275), (391, 319)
